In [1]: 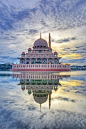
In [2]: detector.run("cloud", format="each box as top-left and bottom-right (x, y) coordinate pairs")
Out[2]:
(60, 79), (85, 87)
(0, 0), (86, 32)
(54, 37), (76, 43)
(29, 29), (38, 34)
(57, 38), (70, 43)
(62, 53), (82, 59)
(55, 97), (76, 103)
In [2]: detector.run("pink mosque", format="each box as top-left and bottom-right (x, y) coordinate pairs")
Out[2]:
(11, 33), (71, 71)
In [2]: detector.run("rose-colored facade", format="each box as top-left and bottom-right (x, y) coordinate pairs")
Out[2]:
(11, 33), (71, 71)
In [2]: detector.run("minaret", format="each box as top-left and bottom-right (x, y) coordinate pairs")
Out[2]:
(49, 93), (51, 109)
(40, 32), (41, 39)
(49, 33), (51, 48)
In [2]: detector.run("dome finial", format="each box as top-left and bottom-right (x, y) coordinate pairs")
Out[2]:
(40, 32), (41, 39)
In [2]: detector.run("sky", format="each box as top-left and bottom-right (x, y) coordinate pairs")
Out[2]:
(0, 0), (86, 66)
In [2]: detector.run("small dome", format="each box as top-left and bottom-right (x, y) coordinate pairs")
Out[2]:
(28, 48), (31, 50)
(33, 38), (48, 47)
(28, 92), (31, 95)
(21, 52), (25, 55)
(28, 90), (31, 95)
(54, 51), (57, 54)
(22, 88), (25, 91)
(54, 87), (58, 91)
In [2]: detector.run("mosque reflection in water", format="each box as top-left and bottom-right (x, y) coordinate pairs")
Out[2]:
(12, 72), (70, 109)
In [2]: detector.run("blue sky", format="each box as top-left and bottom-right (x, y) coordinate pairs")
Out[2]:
(0, 0), (86, 65)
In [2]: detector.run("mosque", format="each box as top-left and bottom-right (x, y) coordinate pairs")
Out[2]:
(13, 72), (70, 110)
(11, 33), (71, 71)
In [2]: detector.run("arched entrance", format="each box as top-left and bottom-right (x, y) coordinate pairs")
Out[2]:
(42, 58), (47, 64)
(20, 58), (25, 64)
(48, 58), (52, 64)
(26, 58), (30, 64)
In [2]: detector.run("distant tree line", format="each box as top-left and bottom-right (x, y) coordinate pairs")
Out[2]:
(0, 64), (12, 71)
(71, 65), (86, 70)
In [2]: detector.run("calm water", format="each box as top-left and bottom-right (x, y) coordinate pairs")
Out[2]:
(0, 71), (86, 129)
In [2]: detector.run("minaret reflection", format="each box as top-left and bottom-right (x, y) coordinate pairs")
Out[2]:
(12, 72), (70, 110)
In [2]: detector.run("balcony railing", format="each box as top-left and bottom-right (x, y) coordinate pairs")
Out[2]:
(12, 64), (70, 70)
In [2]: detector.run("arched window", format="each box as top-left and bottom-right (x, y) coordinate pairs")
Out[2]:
(20, 59), (25, 64)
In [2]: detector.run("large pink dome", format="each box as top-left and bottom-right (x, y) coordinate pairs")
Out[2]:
(33, 38), (48, 47)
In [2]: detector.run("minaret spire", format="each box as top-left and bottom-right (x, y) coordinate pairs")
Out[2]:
(40, 32), (41, 39)
(49, 33), (51, 48)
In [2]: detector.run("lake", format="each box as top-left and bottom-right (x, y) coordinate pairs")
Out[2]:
(0, 71), (86, 129)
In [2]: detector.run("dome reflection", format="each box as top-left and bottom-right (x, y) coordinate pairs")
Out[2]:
(12, 72), (70, 110)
